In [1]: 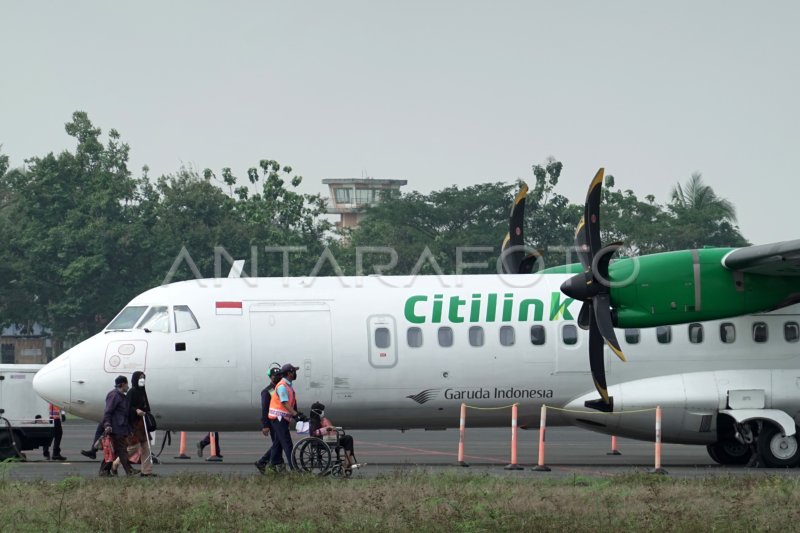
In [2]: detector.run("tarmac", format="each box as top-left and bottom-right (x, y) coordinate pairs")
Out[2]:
(7, 419), (800, 481)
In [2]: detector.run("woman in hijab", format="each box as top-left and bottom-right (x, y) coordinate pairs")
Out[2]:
(128, 370), (155, 477)
(309, 402), (359, 471)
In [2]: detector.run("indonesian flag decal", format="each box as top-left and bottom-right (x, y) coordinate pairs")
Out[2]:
(216, 301), (243, 316)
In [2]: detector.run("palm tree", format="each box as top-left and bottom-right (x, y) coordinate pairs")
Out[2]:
(670, 172), (737, 222)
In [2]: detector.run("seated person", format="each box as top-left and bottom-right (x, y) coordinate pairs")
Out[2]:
(309, 402), (359, 470)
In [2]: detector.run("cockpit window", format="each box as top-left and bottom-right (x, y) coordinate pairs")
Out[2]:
(107, 306), (148, 330)
(174, 305), (200, 333)
(137, 306), (170, 333)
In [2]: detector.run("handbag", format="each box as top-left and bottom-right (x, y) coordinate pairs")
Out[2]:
(144, 412), (157, 431)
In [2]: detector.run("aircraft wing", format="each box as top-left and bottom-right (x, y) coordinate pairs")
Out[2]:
(723, 239), (800, 276)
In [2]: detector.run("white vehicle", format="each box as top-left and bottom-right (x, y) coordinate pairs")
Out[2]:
(32, 170), (800, 467)
(0, 364), (54, 458)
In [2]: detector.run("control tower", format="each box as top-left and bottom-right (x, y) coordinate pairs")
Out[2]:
(323, 178), (407, 229)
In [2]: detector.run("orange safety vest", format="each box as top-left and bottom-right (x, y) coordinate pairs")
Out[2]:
(49, 404), (60, 421)
(268, 378), (296, 420)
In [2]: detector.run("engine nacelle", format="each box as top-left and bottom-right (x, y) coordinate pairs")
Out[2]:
(561, 369), (800, 444)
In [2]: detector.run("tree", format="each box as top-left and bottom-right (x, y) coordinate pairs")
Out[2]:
(601, 176), (672, 256)
(667, 172), (748, 249)
(345, 182), (514, 275)
(0, 112), (144, 339)
(525, 159), (582, 267)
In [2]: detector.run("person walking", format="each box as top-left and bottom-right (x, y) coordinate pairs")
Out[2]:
(127, 370), (155, 477)
(43, 403), (66, 461)
(255, 367), (283, 474)
(268, 363), (304, 471)
(81, 423), (105, 460)
(101, 375), (134, 477)
(197, 432), (222, 459)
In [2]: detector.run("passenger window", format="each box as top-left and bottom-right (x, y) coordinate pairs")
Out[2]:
(625, 329), (640, 344)
(499, 326), (515, 346)
(407, 327), (423, 348)
(107, 306), (148, 330)
(174, 305), (200, 333)
(656, 326), (672, 344)
(784, 322), (799, 343)
(468, 326), (484, 347)
(375, 327), (391, 349)
(530, 325), (546, 346)
(753, 322), (768, 343)
(438, 327), (454, 347)
(688, 323), (703, 344)
(720, 323), (736, 343)
(137, 306), (170, 333)
(562, 324), (578, 346)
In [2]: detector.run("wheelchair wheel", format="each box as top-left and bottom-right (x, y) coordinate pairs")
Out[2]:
(292, 437), (332, 475)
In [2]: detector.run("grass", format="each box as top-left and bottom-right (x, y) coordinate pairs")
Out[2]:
(1, 470), (800, 532)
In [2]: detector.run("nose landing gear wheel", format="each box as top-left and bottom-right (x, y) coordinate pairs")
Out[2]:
(758, 425), (800, 468)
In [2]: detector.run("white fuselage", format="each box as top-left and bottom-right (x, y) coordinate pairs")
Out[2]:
(32, 274), (800, 444)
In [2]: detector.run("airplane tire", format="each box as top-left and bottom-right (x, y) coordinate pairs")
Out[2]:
(706, 440), (750, 466)
(757, 424), (800, 468)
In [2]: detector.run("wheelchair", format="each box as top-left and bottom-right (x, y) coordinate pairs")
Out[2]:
(291, 427), (355, 477)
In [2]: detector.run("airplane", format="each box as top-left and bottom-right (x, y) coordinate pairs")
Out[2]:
(33, 168), (800, 468)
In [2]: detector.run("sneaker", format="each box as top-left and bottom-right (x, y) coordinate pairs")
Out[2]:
(52, 455), (67, 461)
(196, 442), (203, 458)
(255, 461), (266, 474)
(81, 449), (97, 460)
(43, 451), (50, 460)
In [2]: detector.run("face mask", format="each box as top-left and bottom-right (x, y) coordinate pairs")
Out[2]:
(138, 379), (145, 387)
(320, 411), (325, 418)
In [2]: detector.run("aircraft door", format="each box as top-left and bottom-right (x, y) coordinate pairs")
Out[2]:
(367, 315), (397, 368)
(250, 302), (333, 409)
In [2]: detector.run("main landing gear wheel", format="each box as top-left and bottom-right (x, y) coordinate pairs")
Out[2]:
(757, 424), (800, 468)
(706, 439), (751, 466)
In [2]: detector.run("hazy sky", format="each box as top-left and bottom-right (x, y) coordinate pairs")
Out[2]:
(2, 1), (797, 244)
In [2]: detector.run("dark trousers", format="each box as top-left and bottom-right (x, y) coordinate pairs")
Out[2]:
(44, 419), (62, 456)
(199, 432), (222, 455)
(269, 418), (294, 468)
(110, 434), (132, 475)
(91, 423), (104, 446)
(257, 419), (281, 466)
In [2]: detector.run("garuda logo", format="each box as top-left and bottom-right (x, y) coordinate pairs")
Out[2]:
(406, 389), (440, 405)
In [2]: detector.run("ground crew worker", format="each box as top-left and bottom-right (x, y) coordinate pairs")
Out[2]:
(43, 403), (66, 461)
(268, 363), (305, 470)
(255, 366), (283, 474)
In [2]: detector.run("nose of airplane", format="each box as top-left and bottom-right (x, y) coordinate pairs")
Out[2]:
(33, 354), (71, 406)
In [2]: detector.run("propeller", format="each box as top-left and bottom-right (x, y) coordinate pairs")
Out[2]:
(560, 168), (626, 412)
(500, 183), (539, 274)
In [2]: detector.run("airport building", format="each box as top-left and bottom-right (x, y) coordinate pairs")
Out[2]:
(0, 325), (61, 364)
(323, 178), (407, 229)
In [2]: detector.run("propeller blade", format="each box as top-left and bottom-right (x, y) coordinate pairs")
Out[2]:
(518, 252), (540, 275)
(577, 301), (592, 330)
(584, 168), (604, 259)
(593, 241), (624, 287)
(588, 313), (610, 405)
(574, 218), (591, 269)
(593, 293), (626, 362)
(500, 183), (529, 274)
